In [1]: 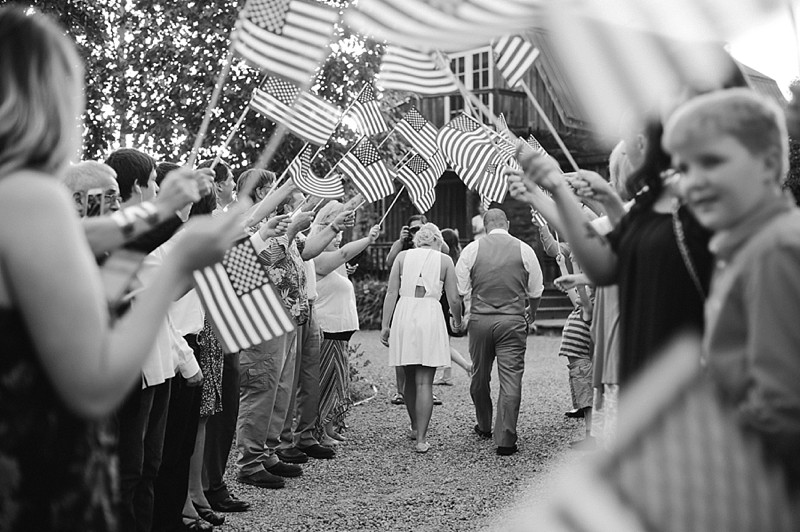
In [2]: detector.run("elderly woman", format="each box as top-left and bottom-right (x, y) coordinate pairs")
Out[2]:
(312, 201), (380, 444)
(381, 223), (463, 453)
(0, 8), (244, 530)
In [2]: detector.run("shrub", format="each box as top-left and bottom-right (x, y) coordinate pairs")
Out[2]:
(353, 275), (387, 330)
(347, 342), (374, 403)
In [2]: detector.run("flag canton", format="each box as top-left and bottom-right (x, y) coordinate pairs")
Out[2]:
(447, 113), (479, 133)
(526, 134), (545, 153)
(223, 241), (270, 297)
(403, 108), (427, 131)
(406, 154), (429, 175)
(358, 84), (376, 103)
(486, 162), (498, 175)
(353, 139), (382, 167)
(248, 0), (293, 34)
(263, 77), (298, 105)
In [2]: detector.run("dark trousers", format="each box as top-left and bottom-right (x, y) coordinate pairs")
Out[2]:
(203, 350), (240, 501)
(115, 380), (171, 532)
(469, 314), (527, 448)
(152, 370), (202, 532)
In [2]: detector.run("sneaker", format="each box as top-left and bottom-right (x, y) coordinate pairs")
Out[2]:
(297, 443), (335, 459)
(433, 378), (453, 386)
(237, 469), (285, 489)
(266, 461), (303, 478)
(433, 394), (442, 406)
(390, 392), (405, 405)
(276, 447), (308, 464)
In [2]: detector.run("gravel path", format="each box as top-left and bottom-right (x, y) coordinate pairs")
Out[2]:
(220, 330), (584, 531)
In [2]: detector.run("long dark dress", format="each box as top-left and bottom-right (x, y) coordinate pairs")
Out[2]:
(0, 309), (118, 531)
(607, 206), (712, 385)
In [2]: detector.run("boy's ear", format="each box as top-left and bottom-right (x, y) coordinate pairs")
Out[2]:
(761, 145), (784, 183)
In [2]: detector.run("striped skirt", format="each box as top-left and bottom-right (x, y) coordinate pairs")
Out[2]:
(318, 336), (352, 429)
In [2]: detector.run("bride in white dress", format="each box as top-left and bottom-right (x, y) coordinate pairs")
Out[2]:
(381, 223), (463, 453)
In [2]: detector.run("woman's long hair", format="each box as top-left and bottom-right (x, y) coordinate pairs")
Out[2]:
(625, 119), (672, 215)
(441, 228), (461, 263)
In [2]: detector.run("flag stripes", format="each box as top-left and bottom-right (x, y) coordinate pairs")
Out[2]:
(412, 188), (435, 214)
(493, 35), (540, 88)
(395, 107), (439, 159)
(232, 0), (340, 85)
(251, 77), (341, 145)
(345, 0), (542, 50)
(396, 153), (437, 201)
(478, 157), (509, 204)
(346, 84), (388, 136)
(338, 137), (395, 203)
(376, 45), (459, 96)
(194, 239), (295, 353)
(287, 145), (345, 198)
(435, 113), (495, 190)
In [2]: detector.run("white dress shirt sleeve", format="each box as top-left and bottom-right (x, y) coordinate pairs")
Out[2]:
(520, 242), (544, 298)
(455, 241), (478, 296)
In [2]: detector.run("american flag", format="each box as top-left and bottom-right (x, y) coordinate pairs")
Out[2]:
(412, 188), (435, 214)
(345, 0), (542, 50)
(478, 157), (509, 204)
(287, 144), (344, 198)
(338, 137), (395, 203)
(543, 1), (751, 140)
(345, 84), (388, 136)
(480, 195), (491, 212)
(251, 77), (342, 146)
(376, 45), (458, 97)
(194, 238), (296, 353)
(496, 113), (510, 138)
(435, 113), (495, 191)
(231, 0), (340, 86)
(396, 153), (438, 203)
(395, 107), (438, 159)
(492, 35), (540, 88)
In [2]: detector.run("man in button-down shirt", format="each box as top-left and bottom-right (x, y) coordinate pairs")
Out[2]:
(456, 208), (543, 456)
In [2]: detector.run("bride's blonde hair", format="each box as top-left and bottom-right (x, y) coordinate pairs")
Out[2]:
(412, 222), (443, 249)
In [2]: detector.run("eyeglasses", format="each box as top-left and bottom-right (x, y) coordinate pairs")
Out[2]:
(104, 192), (121, 205)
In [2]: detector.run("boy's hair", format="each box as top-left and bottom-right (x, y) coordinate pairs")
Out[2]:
(663, 88), (789, 181)
(197, 159), (231, 184)
(155, 161), (180, 186)
(237, 169), (275, 201)
(105, 148), (156, 201)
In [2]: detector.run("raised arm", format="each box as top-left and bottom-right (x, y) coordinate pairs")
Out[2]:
(379, 252), (403, 347)
(243, 177), (296, 229)
(1, 175), (245, 418)
(300, 209), (355, 260)
(514, 147), (619, 286)
(314, 225), (381, 276)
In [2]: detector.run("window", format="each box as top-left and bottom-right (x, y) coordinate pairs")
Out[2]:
(445, 47), (493, 123)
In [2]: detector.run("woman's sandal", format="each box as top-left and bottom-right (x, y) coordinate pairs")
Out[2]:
(192, 501), (225, 526)
(181, 515), (214, 531)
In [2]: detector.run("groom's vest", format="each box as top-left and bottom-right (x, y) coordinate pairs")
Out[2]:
(470, 232), (529, 316)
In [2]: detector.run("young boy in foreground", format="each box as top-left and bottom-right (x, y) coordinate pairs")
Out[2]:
(663, 88), (800, 494)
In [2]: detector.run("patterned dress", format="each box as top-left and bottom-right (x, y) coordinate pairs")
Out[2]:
(197, 319), (224, 418)
(0, 309), (117, 531)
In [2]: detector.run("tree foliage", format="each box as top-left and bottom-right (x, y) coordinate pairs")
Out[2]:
(7, 0), (386, 177)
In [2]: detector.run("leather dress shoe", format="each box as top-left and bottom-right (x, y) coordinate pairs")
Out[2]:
(496, 444), (518, 456)
(473, 424), (492, 439)
(298, 443), (335, 459)
(207, 493), (251, 512)
(277, 447), (308, 464)
(266, 461), (303, 478)
(237, 468), (285, 489)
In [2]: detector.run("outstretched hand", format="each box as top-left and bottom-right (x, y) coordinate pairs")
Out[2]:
(173, 201), (251, 274)
(554, 273), (587, 292)
(261, 213), (291, 238)
(515, 143), (565, 194)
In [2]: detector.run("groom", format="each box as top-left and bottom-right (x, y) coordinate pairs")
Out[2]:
(456, 208), (543, 456)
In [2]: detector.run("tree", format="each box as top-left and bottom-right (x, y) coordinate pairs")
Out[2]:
(783, 77), (800, 205)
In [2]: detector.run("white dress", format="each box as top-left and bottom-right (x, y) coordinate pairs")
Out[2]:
(388, 248), (450, 368)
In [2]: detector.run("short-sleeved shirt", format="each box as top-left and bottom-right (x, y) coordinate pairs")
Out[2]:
(250, 232), (308, 326)
(606, 205), (712, 384)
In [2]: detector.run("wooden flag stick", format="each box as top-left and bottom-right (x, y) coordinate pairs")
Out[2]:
(263, 142), (309, 197)
(788, 0), (800, 74)
(320, 135), (364, 181)
(306, 83), (368, 168)
(353, 199), (367, 211)
(376, 123), (399, 149)
(518, 79), (580, 172)
(378, 186), (406, 226)
(211, 103), (251, 170)
(188, 48), (235, 168)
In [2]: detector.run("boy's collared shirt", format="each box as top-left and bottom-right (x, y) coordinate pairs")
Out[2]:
(704, 193), (800, 436)
(251, 232), (309, 326)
